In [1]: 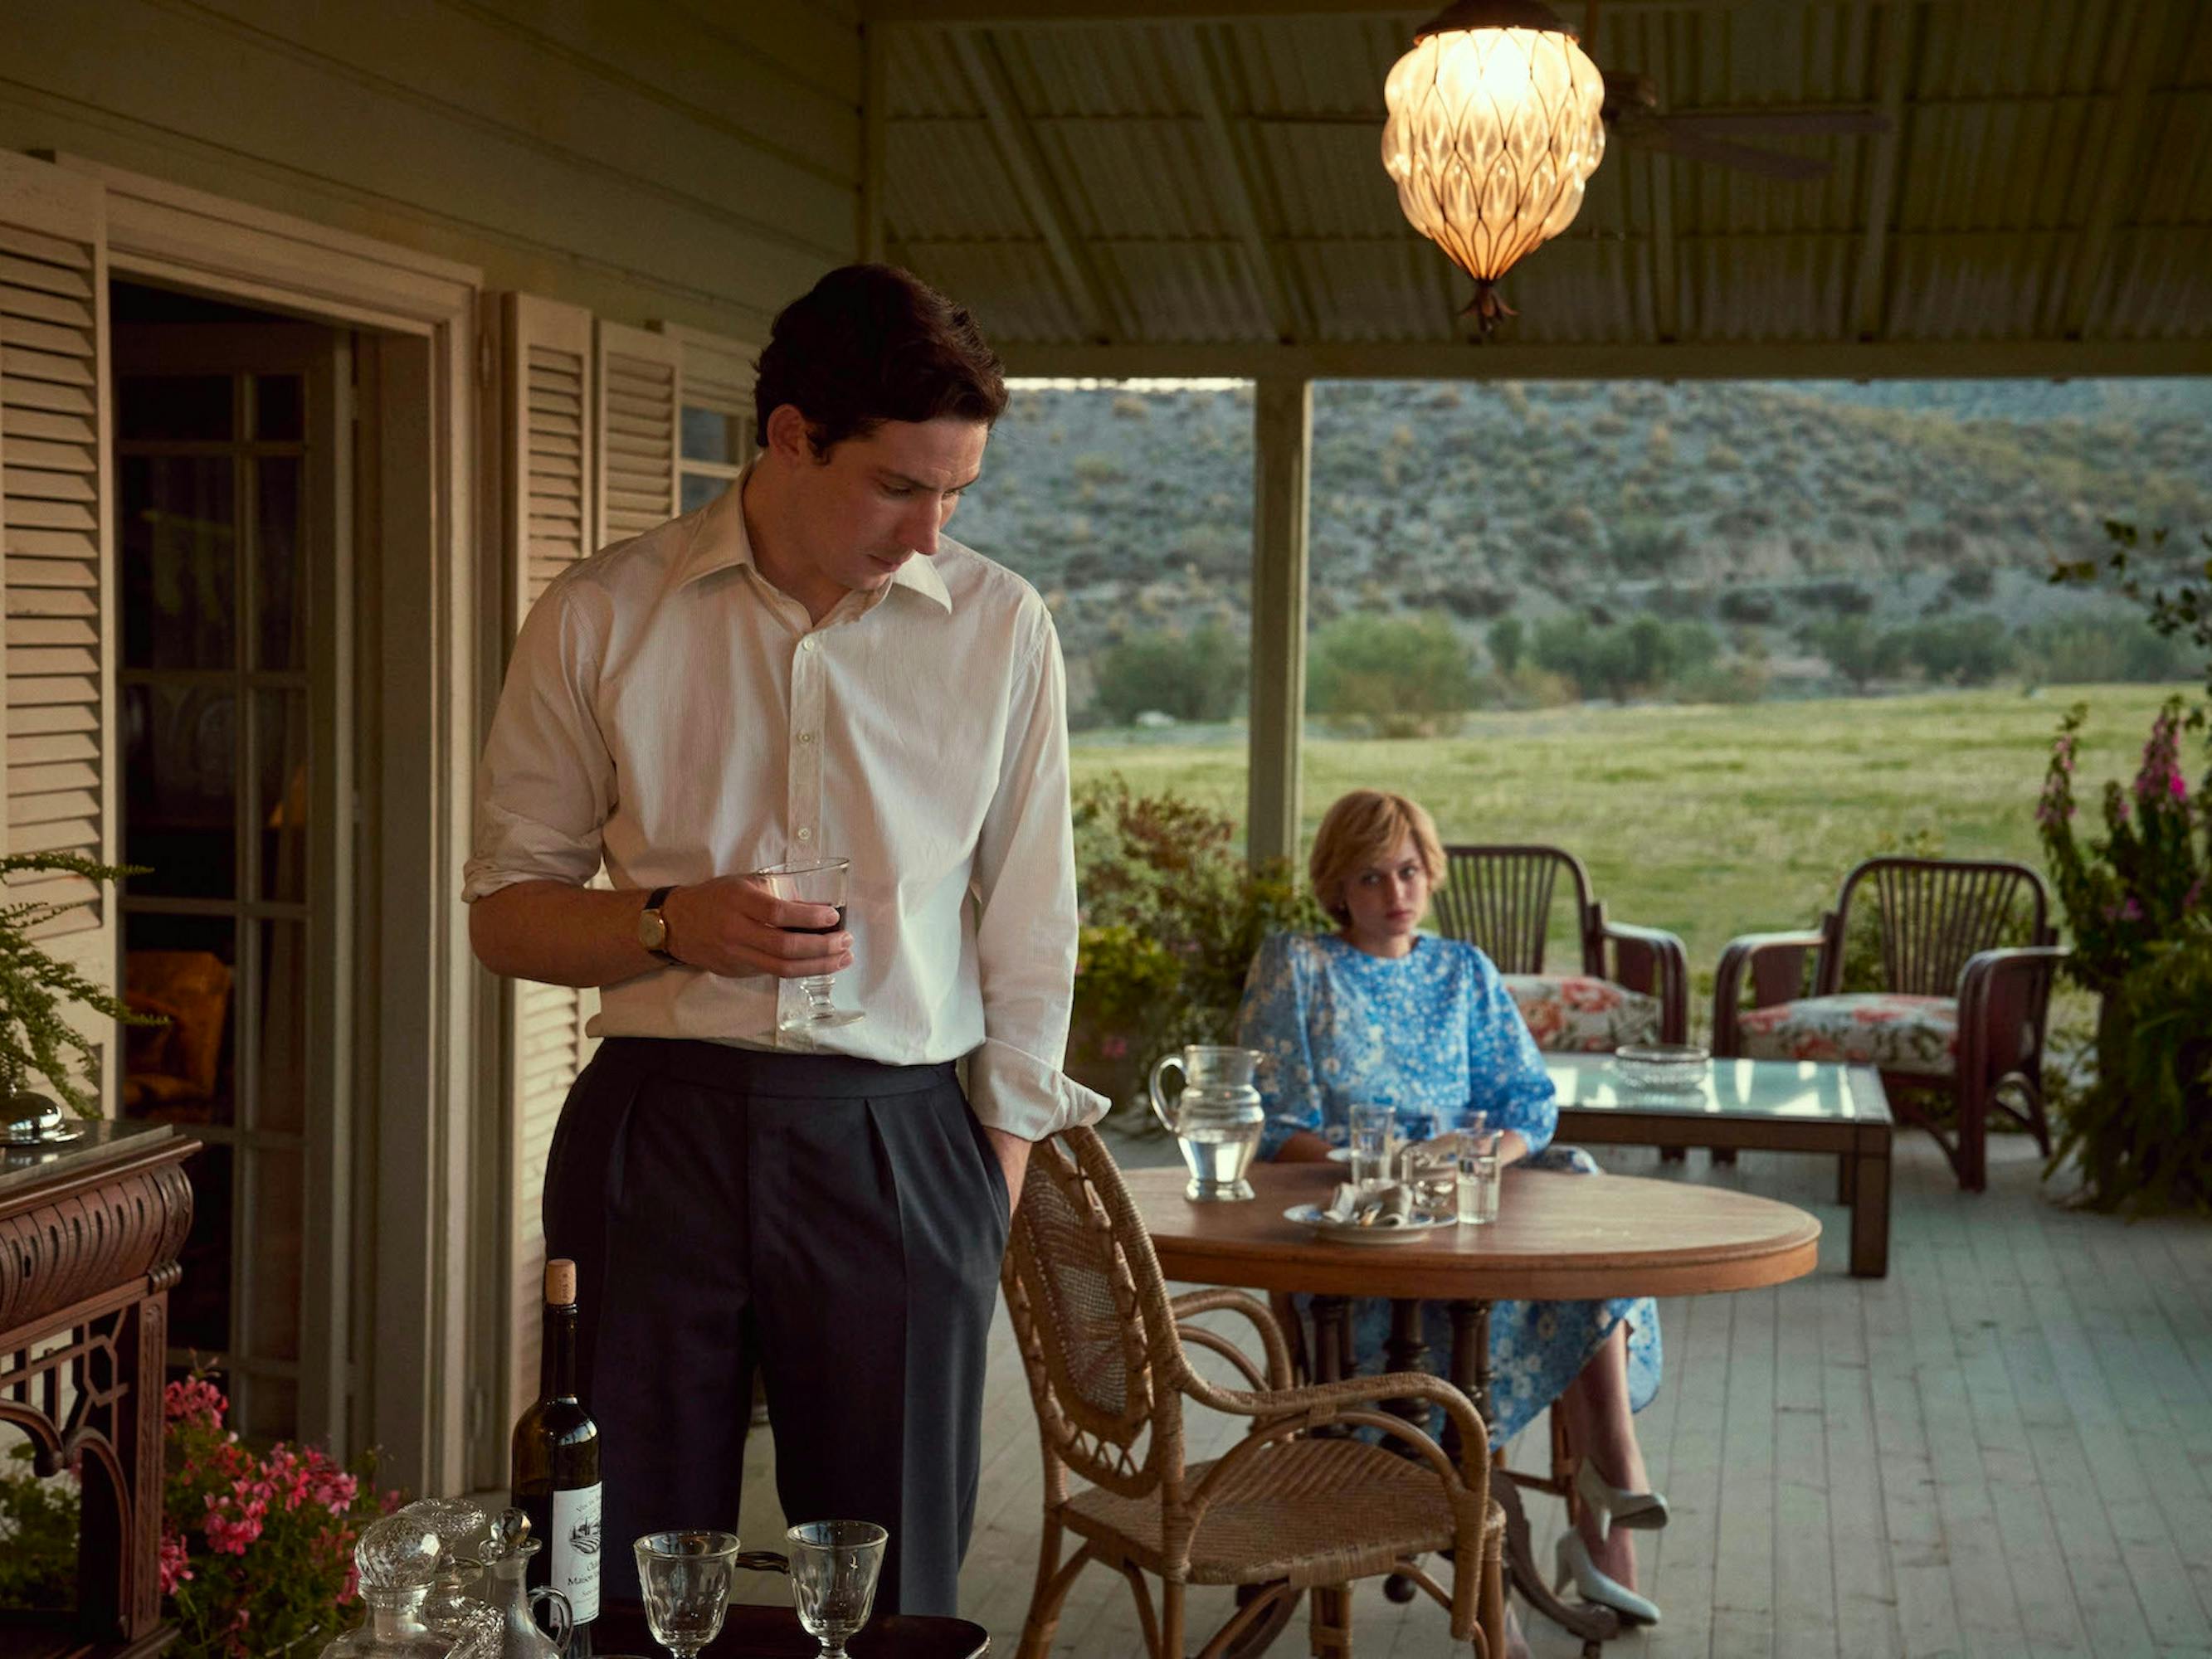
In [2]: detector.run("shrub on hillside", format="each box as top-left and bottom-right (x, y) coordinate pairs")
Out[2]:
(2025, 611), (2195, 685)
(1610, 517), (1688, 577)
(1486, 615), (1525, 675)
(1799, 615), (1889, 690)
(1796, 579), (1874, 615)
(1717, 589), (1779, 625)
(1307, 611), (1478, 735)
(1091, 622), (1245, 726)
(1533, 614), (1719, 702)
(1891, 615), (2015, 685)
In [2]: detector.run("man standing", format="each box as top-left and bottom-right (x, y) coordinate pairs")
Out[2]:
(464, 265), (1105, 1616)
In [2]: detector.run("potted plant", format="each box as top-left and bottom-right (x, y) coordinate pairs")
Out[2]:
(1069, 779), (1322, 1121)
(2039, 523), (2212, 1211)
(0, 851), (160, 1138)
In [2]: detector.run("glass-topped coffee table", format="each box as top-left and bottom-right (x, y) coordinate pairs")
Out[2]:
(1544, 1055), (1893, 1277)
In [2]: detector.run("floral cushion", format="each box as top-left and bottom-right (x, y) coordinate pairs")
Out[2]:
(1736, 993), (1957, 1077)
(1503, 975), (1662, 1053)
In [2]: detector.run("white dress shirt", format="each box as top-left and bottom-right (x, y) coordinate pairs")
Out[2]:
(461, 479), (1108, 1141)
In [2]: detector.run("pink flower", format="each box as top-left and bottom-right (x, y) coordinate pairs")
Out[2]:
(1099, 1034), (1128, 1059)
(2171, 771), (2189, 800)
(157, 1529), (193, 1593)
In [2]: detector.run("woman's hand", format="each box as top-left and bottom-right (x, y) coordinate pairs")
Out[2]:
(1273, 1130), (1336, 1163)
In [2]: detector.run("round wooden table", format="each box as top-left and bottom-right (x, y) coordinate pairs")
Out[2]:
(1125, 1160), (1820, 1652)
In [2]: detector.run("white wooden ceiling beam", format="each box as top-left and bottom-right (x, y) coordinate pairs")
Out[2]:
(1161, 24), (1305, 342)
(1849, 0), (1917, 341)
(995, 336), (2212, 380)
(866, 0), (1772, 21)
(950, 27), (1125, 343)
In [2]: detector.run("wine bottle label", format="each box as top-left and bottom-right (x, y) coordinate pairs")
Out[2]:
(551, 1482), (602, 1623)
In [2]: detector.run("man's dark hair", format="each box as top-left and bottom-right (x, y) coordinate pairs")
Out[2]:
(753, 264), (1006, 454)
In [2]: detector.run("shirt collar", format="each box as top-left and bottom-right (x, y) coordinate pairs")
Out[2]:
(678, 467), (953, 614)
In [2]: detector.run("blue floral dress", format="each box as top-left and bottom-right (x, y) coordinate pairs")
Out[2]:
(1236, 931), (1661, 1443)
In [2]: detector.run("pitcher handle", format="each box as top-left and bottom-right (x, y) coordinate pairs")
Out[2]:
(529, 1585), (573, 1655)
(1148, 1053), (1185, 1136)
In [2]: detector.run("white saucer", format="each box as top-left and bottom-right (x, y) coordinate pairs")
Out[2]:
(1284, 1203), (1457, 1244)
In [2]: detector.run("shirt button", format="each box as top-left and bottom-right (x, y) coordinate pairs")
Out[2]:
(797, 732), (814, 744)
(797, 826), (813, 842)
(801, 637), (817, 653)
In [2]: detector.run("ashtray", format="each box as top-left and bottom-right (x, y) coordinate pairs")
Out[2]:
(1610, 1042), (1710, 1093)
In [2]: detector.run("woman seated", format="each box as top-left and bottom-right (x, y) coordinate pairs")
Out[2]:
(1235, 788), (1666, 1625)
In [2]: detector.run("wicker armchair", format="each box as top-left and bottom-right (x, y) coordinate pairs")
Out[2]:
(1712, 856), (2066, 1191)
(1004, 1126), (1508, 1658)
(1432, 844), (1689, 1050)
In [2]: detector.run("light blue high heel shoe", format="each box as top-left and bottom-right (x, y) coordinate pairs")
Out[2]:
(1553, 1531), (1661, 1627)
(1576, 1457), (1670, 1531)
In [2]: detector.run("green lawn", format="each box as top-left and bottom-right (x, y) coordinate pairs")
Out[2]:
(1070, 684), (2189, 985)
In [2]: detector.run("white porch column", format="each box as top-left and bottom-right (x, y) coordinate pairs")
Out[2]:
(1247, 377), (1312, 866)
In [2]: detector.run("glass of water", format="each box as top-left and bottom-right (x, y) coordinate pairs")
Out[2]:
(1348, 1102), (1395, 1189)
(1456, 1113), (1501, 1226)
(634, 1530), (740, 1659)
(787, 1520), (887, 1659)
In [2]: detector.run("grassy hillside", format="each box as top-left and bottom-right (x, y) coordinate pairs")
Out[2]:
(1069, 682), (2185, 988)
(957, 378), (2212, 723)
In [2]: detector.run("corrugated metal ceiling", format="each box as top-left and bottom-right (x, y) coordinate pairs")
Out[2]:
(876, 0), (2212, 364)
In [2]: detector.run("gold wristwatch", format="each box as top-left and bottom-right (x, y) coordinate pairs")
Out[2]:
(637, 884), (680, 966)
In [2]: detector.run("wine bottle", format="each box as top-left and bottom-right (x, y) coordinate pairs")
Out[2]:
(512, 1258), (601, 1657)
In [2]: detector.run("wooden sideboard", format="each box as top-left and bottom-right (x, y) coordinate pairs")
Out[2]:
(1, 1121), (196, 1659)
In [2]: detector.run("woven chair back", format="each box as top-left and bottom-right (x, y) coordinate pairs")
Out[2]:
(1833, 857), (2053, 999)
(1433, 844), (1595, 975)
(1001, 1126), (1186, 1502)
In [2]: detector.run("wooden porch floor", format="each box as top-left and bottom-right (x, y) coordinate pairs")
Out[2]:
(738, 1126), (2212, 1658)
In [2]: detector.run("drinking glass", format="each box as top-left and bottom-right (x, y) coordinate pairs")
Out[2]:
(634, 1530), (740, 1659)
(1348, 1102), (1394, 1190)
(755, 857), (862, 1030)
(1456, 1115), (1501, 1227)
(786, 1520), (887, 1659)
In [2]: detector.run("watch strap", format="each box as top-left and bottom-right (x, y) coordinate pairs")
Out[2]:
(642, 884), (680, 966)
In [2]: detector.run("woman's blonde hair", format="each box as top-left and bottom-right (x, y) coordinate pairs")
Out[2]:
(1308, 790), (1447, 923)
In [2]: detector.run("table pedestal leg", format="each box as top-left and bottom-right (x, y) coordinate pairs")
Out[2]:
(1445, 1298), (1624, 1652)
(1384, 1299), (1430, 1431)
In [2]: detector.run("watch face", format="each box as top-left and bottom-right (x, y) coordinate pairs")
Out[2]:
(639, 908), (668, 951)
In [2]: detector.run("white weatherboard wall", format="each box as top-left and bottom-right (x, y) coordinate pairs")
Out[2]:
(0, 0), (863, 343)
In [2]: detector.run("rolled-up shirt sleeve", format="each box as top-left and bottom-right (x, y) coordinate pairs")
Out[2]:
(966, 612), (1110, 1141)
(460, 581), (614, 902)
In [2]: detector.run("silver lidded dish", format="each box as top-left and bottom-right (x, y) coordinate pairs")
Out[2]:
(1610, 1042), (1711, 1094)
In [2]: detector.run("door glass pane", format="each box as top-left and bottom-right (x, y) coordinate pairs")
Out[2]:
(123, 912), (236, 1126)
(255, 918), (308, 1134)
(254, 373), (303, 441)
(256, 690), (311, 904)
(681, 406), (737, 464)
(680, 470), (725, 513)
(243, 1146), (305, 1363)
(123, 683), (236, 898)
(119, 373), (231, 441)
(170, 1143), (234, 1354)
(120, 455), (236, 670)
(256, 456), (305, 671)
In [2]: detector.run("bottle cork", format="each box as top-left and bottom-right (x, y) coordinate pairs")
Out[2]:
(545, 1258), (577, 1306)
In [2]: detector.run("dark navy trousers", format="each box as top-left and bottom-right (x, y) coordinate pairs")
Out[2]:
(542, 1037), (1009, 1616)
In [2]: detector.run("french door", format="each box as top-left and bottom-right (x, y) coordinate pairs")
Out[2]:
(112, 309), (354, 1450)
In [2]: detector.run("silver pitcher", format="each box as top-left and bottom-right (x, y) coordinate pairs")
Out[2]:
(1148, 1044), (1267, 1201)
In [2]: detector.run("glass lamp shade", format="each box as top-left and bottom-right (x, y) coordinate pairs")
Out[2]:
(1381, 14), (1606, 322)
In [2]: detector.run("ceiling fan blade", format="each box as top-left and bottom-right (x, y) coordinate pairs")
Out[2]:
(1623, 119), (1834, 181)
(1660, 108), (1892, 139)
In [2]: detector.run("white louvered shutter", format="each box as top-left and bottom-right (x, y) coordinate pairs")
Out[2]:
(494, 293), (600, 1420)
(0, 153), (115, 1107)
(595, 322), (679, 544)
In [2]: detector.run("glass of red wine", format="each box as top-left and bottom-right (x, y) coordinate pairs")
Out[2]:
(755, 856), (862, 1031)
